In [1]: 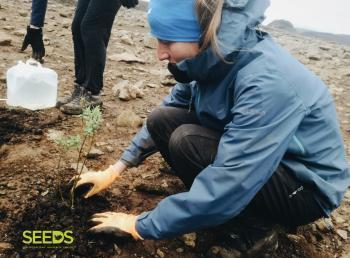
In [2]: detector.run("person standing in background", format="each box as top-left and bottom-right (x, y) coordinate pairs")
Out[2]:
(21, 0), (139, 115)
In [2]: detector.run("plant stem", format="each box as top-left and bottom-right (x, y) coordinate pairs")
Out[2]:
(75, 136), (87, 172)
(70, 135), (87, 209)
(56, 155), (65, 202)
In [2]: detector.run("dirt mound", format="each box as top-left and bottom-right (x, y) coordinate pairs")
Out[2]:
(7, 182), (119, 257)
(0, 108), (61, 145)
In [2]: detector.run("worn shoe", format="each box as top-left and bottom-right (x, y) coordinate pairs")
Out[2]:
(206, 218), (283, 258)
(60, 90), (102, 115)
(56, 83), (84, 108)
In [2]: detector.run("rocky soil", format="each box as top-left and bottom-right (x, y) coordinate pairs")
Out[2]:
(1, 0), (350, 257)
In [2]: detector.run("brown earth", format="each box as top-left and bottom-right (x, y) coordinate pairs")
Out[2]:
(1, 0), (350, 257)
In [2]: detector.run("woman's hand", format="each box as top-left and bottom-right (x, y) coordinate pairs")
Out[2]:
(88, 212), (142, 240)
(71, 160), (127, 198)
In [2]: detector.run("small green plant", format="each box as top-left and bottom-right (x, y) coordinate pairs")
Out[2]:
(55, 106), (102, 209)
(55, 135), (81, 202)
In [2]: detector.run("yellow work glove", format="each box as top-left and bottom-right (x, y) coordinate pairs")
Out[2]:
(71, 162), (126, 198)
(89, 212), (142, 240)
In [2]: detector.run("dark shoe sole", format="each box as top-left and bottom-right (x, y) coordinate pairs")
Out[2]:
(206, 225), (283, 258)
(243, 226), (281, 258)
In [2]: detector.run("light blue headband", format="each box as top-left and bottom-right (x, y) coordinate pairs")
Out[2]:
(147, 0), (201, 42)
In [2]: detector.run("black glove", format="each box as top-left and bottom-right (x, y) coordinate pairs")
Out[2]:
(167, 63), (193, 83)
(120, 0), (138, 8)
(21, 26), (45, 61)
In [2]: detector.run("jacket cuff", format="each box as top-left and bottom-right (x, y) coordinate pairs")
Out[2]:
(120, 150), (139, 167)
(135, 211), (156, 240)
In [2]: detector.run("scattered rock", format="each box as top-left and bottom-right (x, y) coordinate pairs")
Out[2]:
(105, 146), (114, 153)
(324, 218), (334, 230)
(59, 12), (69, 18)
(181, 233), (197, 248)
(13, 29), (26, 37)
(147, 83), (158, 88)
(116, 110), (143, 128)
(161, 180), (168, 188)
(308, 53), (321, 61)
(95, 142), (108, 147)
(344, 53), (350, 59)
(143, 35), (157, 49)
(336, 229), (348, 240)
(62, 21), (70, 29)
(286, 234), (307, 244)
(0, 242), (13, 251)
(0, 31), (12, 46)
(6, 182), (16, 190)
(176, 248), (184, 253)
(120, 34), (134, 46)
(3, 25), (14, 31)
(113, 80), (144, 101)
(41, 189), (49, 196)
(208, 246), (241, 258)
(109, 52), (145, 63)
(156, 249), (165, 258)
(19, 11), (27, 17)
(141, 171), (161, 180)
(319, 46), (330, 51)
(344, 191), (350, 200)
(0, 74), (6, 83)
(46, 129), (64, 142)
(315, 219), (332, 232)
(86, 148), (104, 159)
(114, 244), (122, 255)
(112, 79), (129, 94)
(334, 215), (346, 224)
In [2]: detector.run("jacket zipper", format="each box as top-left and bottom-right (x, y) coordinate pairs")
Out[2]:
(293, 135), (306, 155)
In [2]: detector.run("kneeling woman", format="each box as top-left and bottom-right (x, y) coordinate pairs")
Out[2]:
(75, 0), (350, 253)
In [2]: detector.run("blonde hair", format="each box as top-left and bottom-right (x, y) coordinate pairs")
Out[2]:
(195, 0), (224, 57)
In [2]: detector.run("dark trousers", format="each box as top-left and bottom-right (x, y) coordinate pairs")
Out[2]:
(146, 107), (325, 228)
(71, 0), (121, 95)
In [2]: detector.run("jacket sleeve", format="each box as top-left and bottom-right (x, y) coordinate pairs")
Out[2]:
(135, 74), (307, 239)
(30, 0), (48, 27)
(120, 83), (193, 166)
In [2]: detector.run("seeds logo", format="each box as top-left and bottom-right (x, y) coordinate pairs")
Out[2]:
(22, 230), (74, 249)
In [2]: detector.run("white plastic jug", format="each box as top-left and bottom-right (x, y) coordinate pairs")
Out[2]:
(6, 59), (58, 110)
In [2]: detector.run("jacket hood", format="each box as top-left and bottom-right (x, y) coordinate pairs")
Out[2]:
(177, 0), (271, 82)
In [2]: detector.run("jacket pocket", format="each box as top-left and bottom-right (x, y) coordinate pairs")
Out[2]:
(224, 0), (249, 8)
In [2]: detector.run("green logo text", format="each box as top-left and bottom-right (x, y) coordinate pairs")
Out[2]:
(22, 230), (74, 245)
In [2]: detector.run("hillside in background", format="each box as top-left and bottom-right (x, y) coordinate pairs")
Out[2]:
(267, 19), (350, 45)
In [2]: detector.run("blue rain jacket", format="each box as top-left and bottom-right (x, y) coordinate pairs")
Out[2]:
(120, 0), (350, 239)
(30, 0), (48, 27)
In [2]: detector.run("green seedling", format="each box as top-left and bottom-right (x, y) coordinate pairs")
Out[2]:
(70, 106), (102, 209)
(55, 135), (81, 202)
(54, 105), (102, 209)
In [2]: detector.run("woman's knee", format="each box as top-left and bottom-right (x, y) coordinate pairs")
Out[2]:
(168, 125), (193, 160)
(146, 107), (168, 136)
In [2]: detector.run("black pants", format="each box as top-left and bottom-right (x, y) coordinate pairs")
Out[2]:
(147, 107), (325, 228)
(71, 0), (121, 95)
